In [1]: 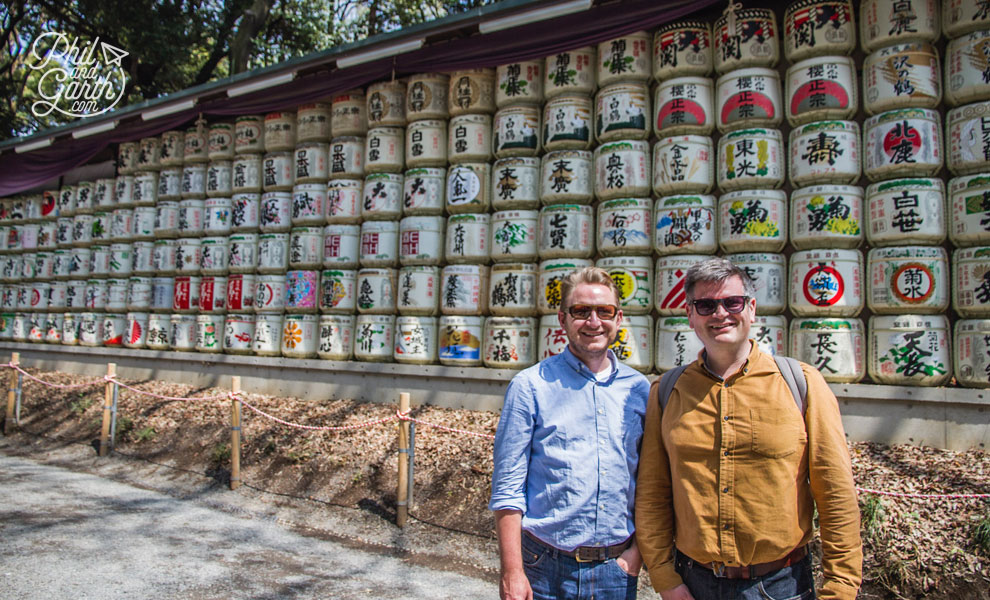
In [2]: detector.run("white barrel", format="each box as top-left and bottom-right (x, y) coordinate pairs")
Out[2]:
(74, 182), (94, 213)
(319, 269), (356, 314)
(329, 137), (365, 179)
(235, 115), (265, 154)
(102, 313), (128, 346)
(438, 315), (484, 366)
(537, 313), (569, 360)
(109, 243), (133, 277)
(544, 46), (596, 99)
(203, 198), (232, 235)
(715, 69), (783, 135)
(322, 224), (359, 269)
(290, 183), (327, 226)
(226, 273), (257, 312)
(10, 312), (28, 343)
(257, 232), (289, 273)
(281, 313), (319, 358)
(944, 0), (990, 37)
(655, 254), (709, 315)
(399, 216), (444, 265)
(30, 282), (50, 312)
(48, 281), (67, 311)
(67, 249), (89, 279)
(232, 154), (263, 194)
(445, 213), (490, 264)
(788, 120), (861, 187)
(789, 317), (865, 382)
(783, 0), (856, 61)
(364, 126), (404, 174)
(89, 245), (111, 276)
(317, 314), (354, 360)
(194, 314), (224, 353)
(865, 177), (946, 246)
(296, 103), (331, 143)
(490, 209), (538, 263)
(954, 247), (990, 317)
(285, 270), (319, 313)
(56, 313), (75, 345)
(118, 142), (139, 174)
(127, 276), (152, 311)
(787, 56), (859, 125)
(57, 186), (76, 218)
(653, 135), (714, 196)
(654, 77), (714, 137)
(718, 189), (787, 252)
(133, 172), (157, 206)
(946, 31), (990, 106)
(2, 255), (23, 281)
(207, 123), (234, 161)
(541, 150), (594, 205)
(394, 315), (438, 363)
(289, 227), (323, 269)
(496, 60), (543, 107)
(595, 139), (651, 200)
(260, 191), (292, 232)
(137, 136), (162, 171)
(714, 8), (780, 73)
(867, 246), (949, 313)
(449, 69), (496, 116)
(52, 250), (70, 280)
(90, 212), (112, 245)
(367, 81), (406, 128)
(402, 168), (445, 215)
(494, 105), (541, 158)
(406, 73), (450, 121)
(227, 233), (259, 273)
(405, 120), (447, 168)
(653, 20), (713, 80)
(950, 173), (990, 246)
(654, 194), (717, 255)
(597, 255), (652, 315)
(361, 173), (403, 221)
(489, 263), (538, 317)
(863, 42), (941, 115)
(36, 251), (55, 278)
(150, 276), (174, 312)
(158, 168), (182, 201)
(223, 314), (256, 354)
(77, 313), (103, 347)
(181, 164), (207, 199)
(446, 163), (491, 214)
(655, 316), (705, 371)
(262, 151), (295, 192)
(175, 237), (202, 274)
(177, 199), (204, 237)
(172, 276), (201, 313)
(864, 108), (943, 181)
(55, 218), (73, 248)
(869, 314), (951, 385)
(538, 204), (594, 259)
(611, 314), (653, 373)
(145, 313), (171, 349)
(332, 90), (367, 137)
(206, 161), (233, 197)
(123, 312), (148, 349)
(356, 267), (396, 314)
(483, 316), (536, 369)
(954, 319), (990, 387)
(597, 31), (651, 86)
(440, 264), (489, 315)
(111, 208), (135, 241)
(21, 223), (40, 250)
(861, 0), (938, 52)
(322, 179), (362, 225)
(727, 252), (787, 314)
(789, 248), (863, 316)
(251, 313), (283, 356)
(489, 158), (541, 212)
(198, 275), (227, 313)
(597, 198), (651, 256)
(353, 314), (396, 362)
(263, 112), (296, 152)
(717, 128), (785, 192)
(64, 280), (87, 311)
(359, 220), (399, 268)
(791, 184), (864, 249)
(543, 95), (593, 152)
(448, 114), (492, 164)
(94, 177), (117, 208)
(253, 274), (286, 313)
(42, 313), (63, 344)
(948, 100), (990, 176)
(595, 83), (650, 142)
(537, 258), (594, 315)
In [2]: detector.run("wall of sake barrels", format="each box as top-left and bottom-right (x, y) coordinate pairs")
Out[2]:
(6, 0), (990, 416)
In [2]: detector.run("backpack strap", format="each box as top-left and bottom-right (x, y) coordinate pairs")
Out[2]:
(773, 355), (808, 417)
(657, 364), (690, 412)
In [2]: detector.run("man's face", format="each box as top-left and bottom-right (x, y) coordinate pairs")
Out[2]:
(557, 282), (622, 361)
(686, 275), (756, 352)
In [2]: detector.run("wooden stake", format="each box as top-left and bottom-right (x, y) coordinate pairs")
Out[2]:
(4, 352), (19, 435)
(397, 391), (411, 527)
(230, 376), (242, 491)
(98, 363), (116, 456)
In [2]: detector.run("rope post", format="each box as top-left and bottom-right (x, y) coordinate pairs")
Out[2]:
(397, 391), (411, 527)
(98, 363), (116, 457)
(4, 352), (19, 435)
(230, 376), (242, 491)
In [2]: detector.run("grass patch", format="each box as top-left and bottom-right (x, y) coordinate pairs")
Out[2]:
(861, 494), (887, 538)
(210, 443), (231, 466)
(133, 426), (156, 442)
(69, 396), (95, 414)
(974, 513), (990, 554)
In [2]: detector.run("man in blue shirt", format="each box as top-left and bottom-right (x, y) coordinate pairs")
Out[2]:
(489, 266), (651, 600)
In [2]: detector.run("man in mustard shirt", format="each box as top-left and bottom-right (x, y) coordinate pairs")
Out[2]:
(635, 257), (862, 599)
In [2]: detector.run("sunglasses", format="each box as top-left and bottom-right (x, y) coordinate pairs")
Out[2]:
(566, 304), (619, 321)
(690, 295), (750, 316)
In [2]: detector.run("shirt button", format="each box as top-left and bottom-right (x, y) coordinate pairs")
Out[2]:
(599, 504), (605, 510)
(598, 408), (604, 415)
(723, 450), (730, 456)
(723, 416), (730, 421)
(723, 487), (729, 493)
(723, 523), (730, 530)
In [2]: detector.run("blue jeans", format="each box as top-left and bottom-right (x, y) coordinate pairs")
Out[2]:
(674, 549), (815, 600)
(522, 533), (638, 600)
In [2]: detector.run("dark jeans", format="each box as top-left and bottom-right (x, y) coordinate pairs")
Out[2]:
(674, 549), (815, 600)
(522, 533), (638, 600)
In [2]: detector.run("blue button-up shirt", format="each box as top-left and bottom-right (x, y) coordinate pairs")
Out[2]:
(489, 346), (649, 551)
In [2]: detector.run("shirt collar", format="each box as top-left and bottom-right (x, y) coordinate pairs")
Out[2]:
(562, 345), (618, 382)
(699, 339), (759, 381)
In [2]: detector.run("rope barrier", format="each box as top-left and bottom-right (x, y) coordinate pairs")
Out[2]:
(398, 411), (496, 440)
(856, 487), (990, 500)
(239, 397), (398, 432)
(7, 362), (103, 390)
(111, 377), (227, 403)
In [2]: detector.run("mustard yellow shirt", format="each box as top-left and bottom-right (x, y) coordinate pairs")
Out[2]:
(635, 342), (862, 599)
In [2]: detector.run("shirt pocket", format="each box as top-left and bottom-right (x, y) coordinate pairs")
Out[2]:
(750, 408), (806, 459)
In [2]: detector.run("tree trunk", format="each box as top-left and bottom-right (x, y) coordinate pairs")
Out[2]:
(230, 0), (274, 74)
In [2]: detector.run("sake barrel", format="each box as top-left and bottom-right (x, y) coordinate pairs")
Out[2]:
(402, 168), (445, 215)
(489, 263), (538, 317)
(727, 252), (787, 314)
(359, 220), (399, 268)
(860, 0), (939, 52)
(863, 43), (942, 115)
(790, 184), (864, 249)
(118, 142), (139, 174)
(223, 314), (255, 354)
(394, 315), (438, 364)
(252, 313), (283, 356)
(63, 280), (84, 311)
(198, 275), (227, 313)
(448, 69), (496, 116)
(948, 100), (990, 175)
(445, 213), (490, 265)
(867, 246), (949, 313)
(329, 136), (365, 179)
(294, 142), (329, 183)
(597, 31), (652, 86)
(260, 191), (292, 233)
(319, 269), (356, 314)
(326, 178), (362, 223)
(55, 218), (73, 248)
(869, 314), (951, 385)
(864, 108), (944, 180)
(109, 244), (133, 277)
(133, 171), (158, 206)
(281, 314), (319, 358)
(296, 103), (331, 143)
(43, 313), (64, 344)
(27, 312), (45, 343)
(541, 150), (594, 205)
(538, 204), (594, 259)
(655, 316), (705, 371)
(145, 313), (171, 349)
(364, 126), (404, 174)
(170, 313), (197, 351)
(597, 255), (653, 315)
(654, 77), (715, 137)
(58, 313), (76, 344)
(322, 224), (360, 269)
(10, 312), (28, 342)
(595, 83), (650, 143)
(440, 264), (489, 316)
(235, 115), (265, 154)
(944, 0), (990, 38)
(257, 232), (289, 273)
(367, 81), (406, 128)
(290, 183), (327, 226)
(150, 276), (174, 312)
(362, 173), (403, 221)
(714, 8), (780, 74)
(447, 114), (492, 164)
(783, 0), (856, 62)
(194, 314), (224, 353)
(317, 314), (354, 360)
(789, 248), (864, 316)
(537, 258), (594, 315)
(718, 189), (787, 252)
(595, 139), (651, 200)
(138, 136), (162, 171)
(74, 181), (94, 213)
(127, 276), (152, 311)
(750, 314), (787, 357)
(490, 209), (538, 263)
(356, 267), (397, 314)
(789, 317), (866, 382)
(653, 20), (714, 80)
(949, 173), (990, 246)
(52, 249), (71, 280)
(203, 198), (232, 236)
(78, 313), (103, 347)
(152, 238), (180, 274)
(954, 246), (990, 317)
(405, 120), (447, 168)
(172, 275), (201, 312)
(788, 120), (861, 187)
(181, 164), (207, 199)
(353, 314), (395, 362)
(406, 73), (449, 121)
(438, 315), (485, 366)
(262, 152), (294, 192)
(158, 168), (182, 200)
(653, 135), (715, 195)
(865, 177), (946, 246)
(288, 227), (322, 269)
(112, 208), (135, 241)
(124, 312), (149, 349)
(609, 314), (653, 373)
(232, 154), (263, 194)
(175, 237), (202, 274)
(183, 127), (207, 164)
(253, 274), (286, 313)
(263, 111), (296, 152)
(57, 185), (76, 218)
(954, 319), (990, 386)
(206, 160), (232, 197)
(945, 30), (990, 106)
(483, 316), (536, 369)
(399, 215), (444, 266)
(446, 163), (491, 214)
(717, 128), (785, 192)
(597, 198), (651, 256)
(494, 105), (541, 158)
(492, 158), (540, 210)
(226, 273), (257, 312)
(715, 69), (783, 134)
(543, 95), (594, 152)
(285, 270), (319, 313)
(654, 254), (708, 315)
(331, 90), (367, 137)
(207, 123), (235, 161)
(228, 233), (259, 273)
(544, 46), (597, 99)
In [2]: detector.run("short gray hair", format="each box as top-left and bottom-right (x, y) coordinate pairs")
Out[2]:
(559, 266), (621, 309)
(684, 257), (756, 301)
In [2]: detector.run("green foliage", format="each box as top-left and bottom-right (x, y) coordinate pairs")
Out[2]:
(133, 426), (156, 442)
(210, 442), (231, 465)
(69, 395), (94, 414)
(975, 513), (990, 554)
(860, 494), (887, 538)
(114, 415), (133, 442)
(286, 449), (312, 464)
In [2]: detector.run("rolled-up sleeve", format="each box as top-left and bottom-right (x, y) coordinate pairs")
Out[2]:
(489, 375), (535, 513)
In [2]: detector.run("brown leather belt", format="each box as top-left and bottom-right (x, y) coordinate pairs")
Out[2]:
(691, 545), (808, 579)
(525, 531), (631, 563)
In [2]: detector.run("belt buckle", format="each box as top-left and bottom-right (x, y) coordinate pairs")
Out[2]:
(711, 562), (727, 578)
(575, 546), (603, 563)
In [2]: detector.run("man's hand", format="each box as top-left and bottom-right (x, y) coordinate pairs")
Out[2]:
(500, 567), (533, 600)
(616, 541), (643, 576)
(660, 584), (696, 600)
